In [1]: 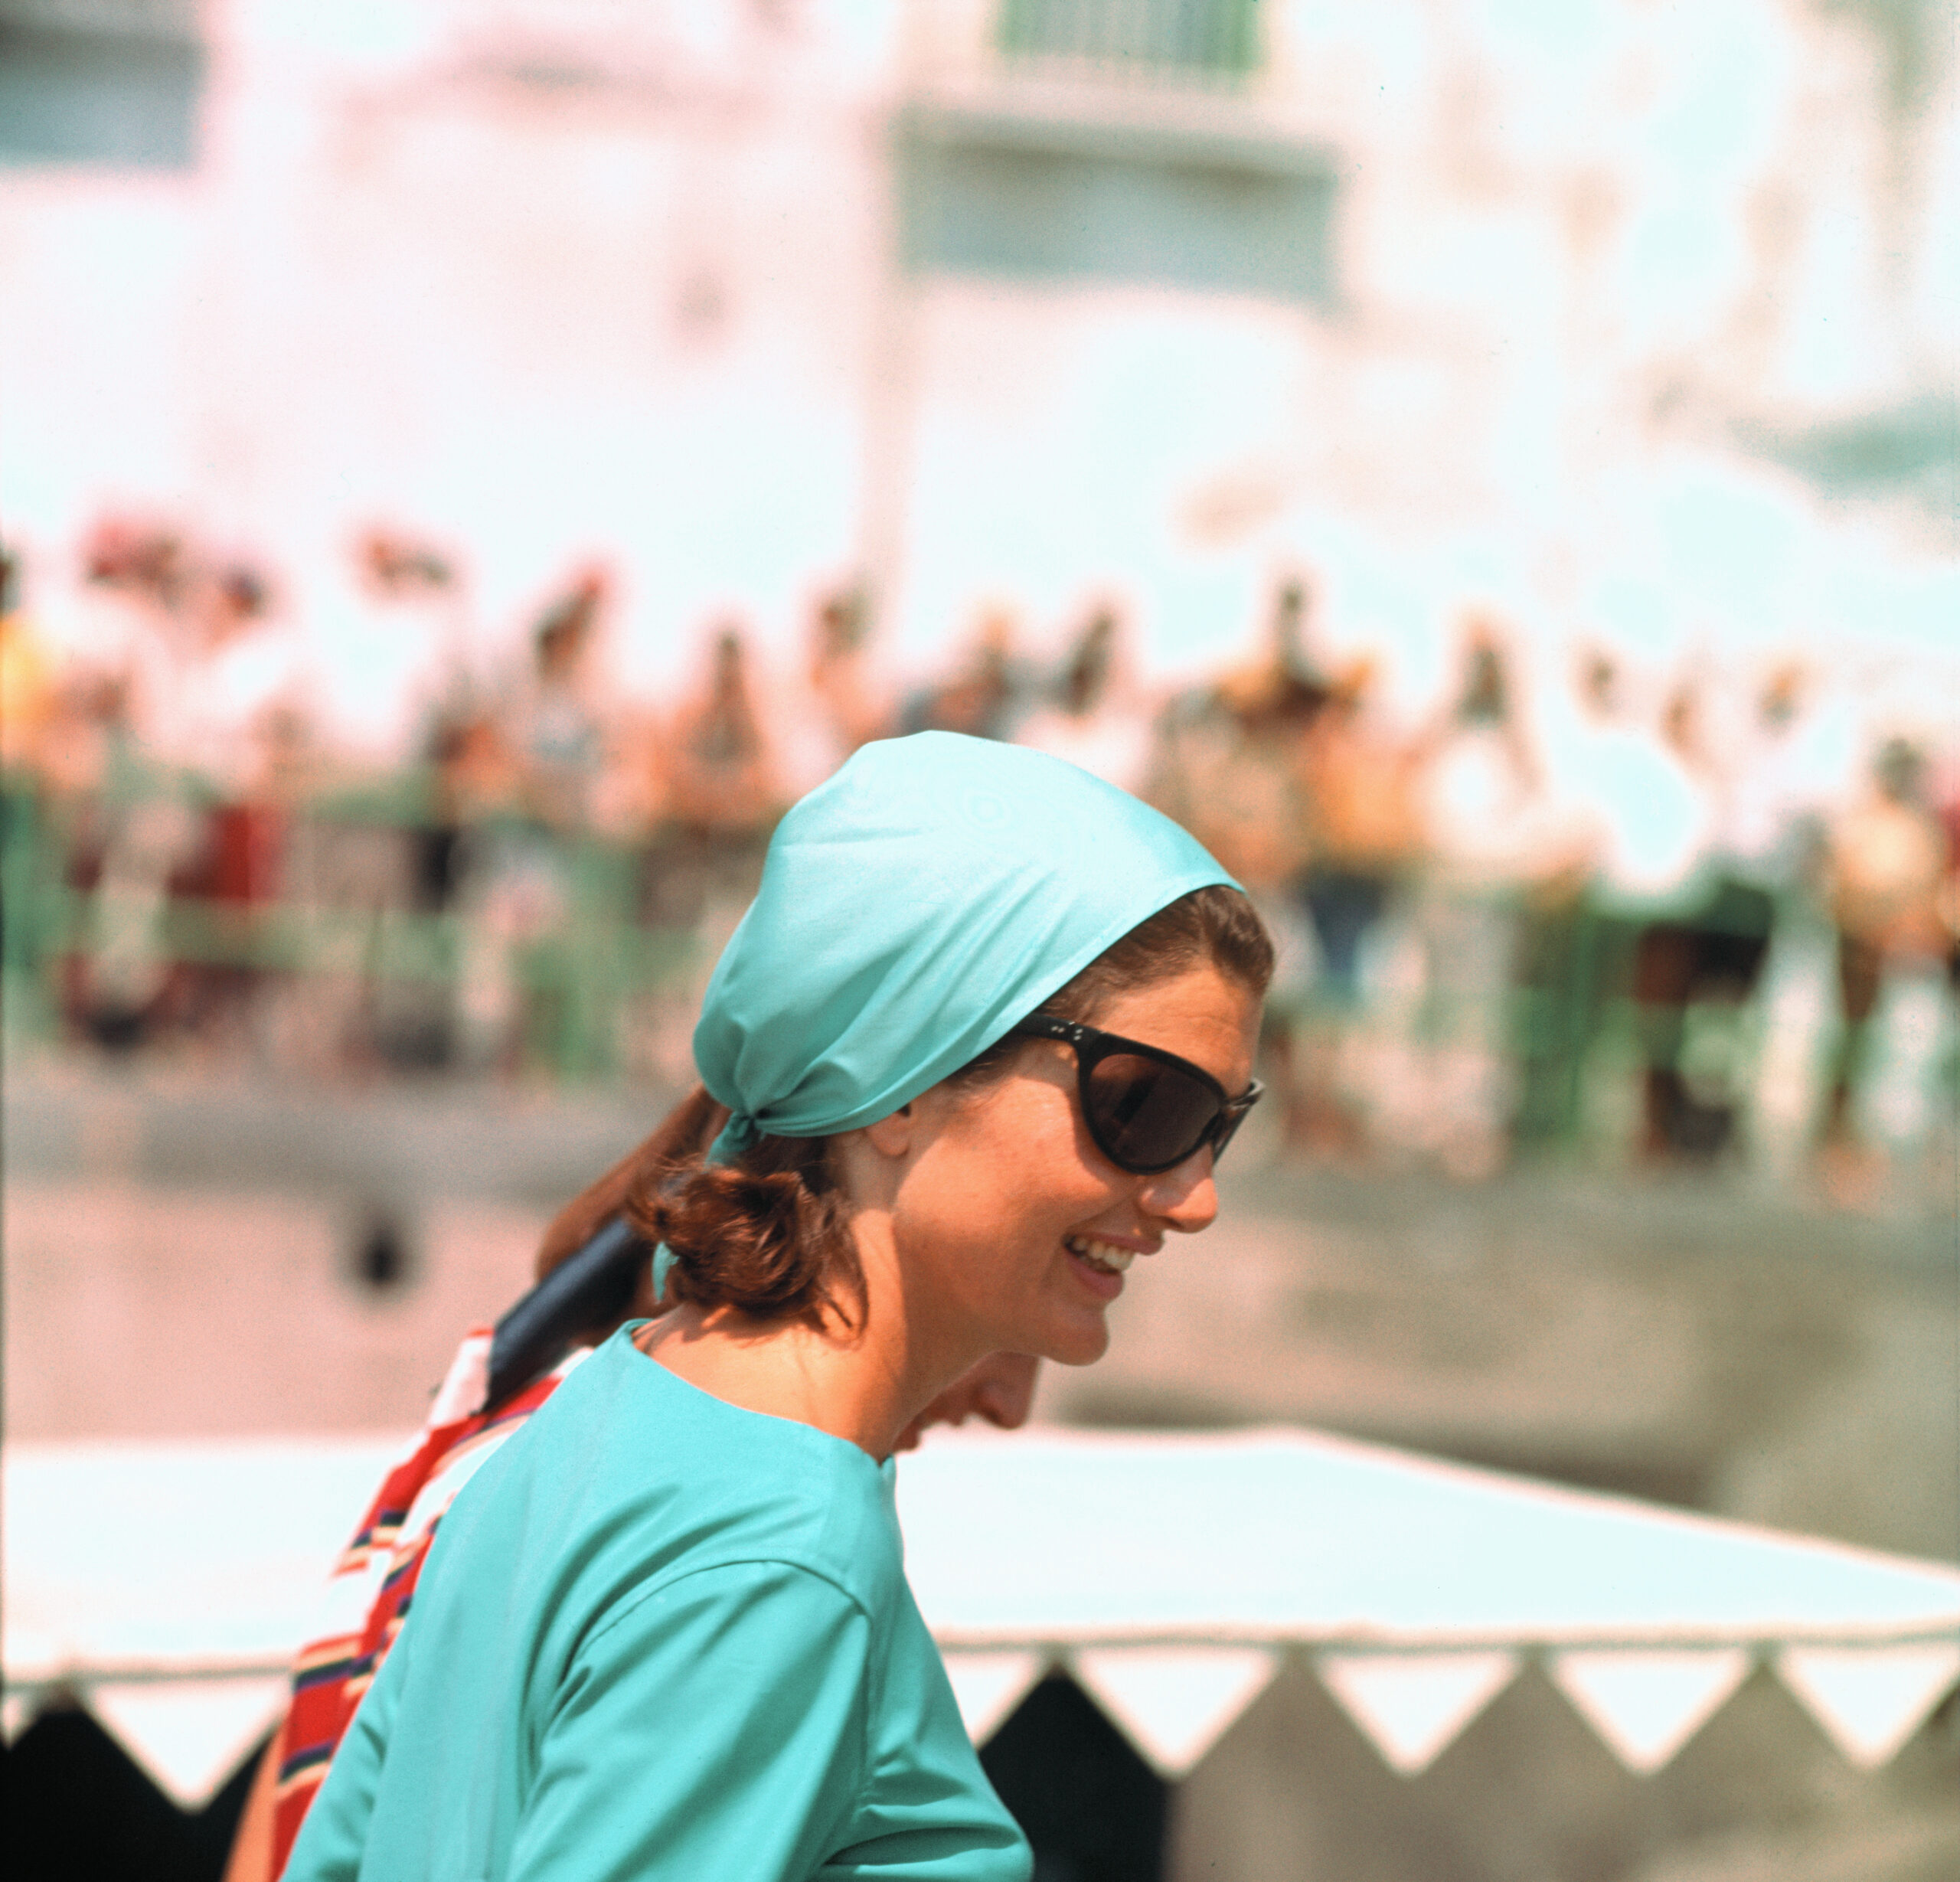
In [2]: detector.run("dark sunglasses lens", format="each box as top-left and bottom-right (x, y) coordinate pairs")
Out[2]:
(1085, 1054), (1221, 1170)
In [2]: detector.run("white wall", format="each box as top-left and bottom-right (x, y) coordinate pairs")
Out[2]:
(2, 0), (1953, 725)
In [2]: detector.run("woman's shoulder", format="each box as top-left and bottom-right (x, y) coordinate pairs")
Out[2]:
(476, 1325), (906, 1611)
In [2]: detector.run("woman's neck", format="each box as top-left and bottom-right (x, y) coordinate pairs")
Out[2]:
(633, 1282), (966, 1462)
(632, 1186), (985, 1459)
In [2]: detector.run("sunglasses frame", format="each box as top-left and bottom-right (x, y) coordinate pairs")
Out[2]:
(1008, 1013), (1264, 1175)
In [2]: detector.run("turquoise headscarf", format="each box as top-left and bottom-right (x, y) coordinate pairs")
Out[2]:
(693, 730), (1236, 1162)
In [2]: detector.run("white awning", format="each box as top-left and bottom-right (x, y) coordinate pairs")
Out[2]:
(900, 1428), (1960, 1780)
(8, 1426), (1958, 1804)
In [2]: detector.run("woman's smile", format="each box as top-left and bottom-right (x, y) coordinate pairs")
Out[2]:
(886, 962), (1261, 1372)
(1063, 1233), (1138, 1301)
(1065, 1233), (1142, 1276)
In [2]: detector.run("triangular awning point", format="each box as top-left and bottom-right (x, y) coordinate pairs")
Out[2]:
(86, 1677), (286, 1808)
(942, 1648), (1048, 1746)
(1317, 1650), (1521, 1775)
(1550, 1648), (1753, 1774)
(1777, 1642), (1960, 1769)
(1071, 1645), (1282, 1779)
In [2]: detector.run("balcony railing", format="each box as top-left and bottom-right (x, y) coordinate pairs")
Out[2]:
(996, 0), (1261, 81)
(906, 0), (1271, 103)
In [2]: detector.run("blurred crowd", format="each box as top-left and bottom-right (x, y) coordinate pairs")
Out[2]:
(2, 521), (1955, 1194)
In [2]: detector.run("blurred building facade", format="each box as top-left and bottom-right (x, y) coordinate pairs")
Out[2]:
(2, 0), (1953, 698)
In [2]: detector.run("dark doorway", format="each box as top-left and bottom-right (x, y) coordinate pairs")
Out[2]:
(3, 1704), (264, 1882)
(981, 1674), (1168, 1882)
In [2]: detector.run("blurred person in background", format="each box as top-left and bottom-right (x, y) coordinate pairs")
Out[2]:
(1936, 751), (1960, 984)
(1615, 675), (1781, 1162)
(449, 566), (622, 1077)
(1014, 603), (1152, 795)
(54, 518), (198, 1047)
(368, 534), (492, 947)
(1407, 619), (1564, 1177)
(0, 541), (55, 769)
(1147, 577), (1324, 1155)
(265, 528), (478, 1077)
(794, 583), (892, 782)
(1513, 647), (1714, 1157)
(1622, 660), (1854, 1165)
(625, 622), (789, 1086)
(172, 560), (305, 1052)
(1, 542), (67, 1024)
(1286, 654), (1426, 1158)
(900, 606), (1029, 743)
(645, 621), (785, 930)
(310, 527), (472, 789)
(511, 566), (610, 835)
(660, 622), (782, 848)
(331, 697), (518, 1075)
(57, 521), (304, 1054)
(1145, 577), (1325, 890)
(1818, 735), (1955, 1192)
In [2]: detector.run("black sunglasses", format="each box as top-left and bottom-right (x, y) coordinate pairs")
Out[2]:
(1008, 1014), (1263, 1175)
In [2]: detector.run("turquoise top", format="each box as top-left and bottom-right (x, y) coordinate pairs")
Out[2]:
(285, 1328), (1031, 1882)
(693, 731), (1234, 1160)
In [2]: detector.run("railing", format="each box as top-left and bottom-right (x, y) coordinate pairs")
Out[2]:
(996, 0), (1262, 80)
(906, 0), (1270, 99)
(4, 763), (1950, 1189)
(0, 0), (200, 38)
(0, 772), (713, 1085)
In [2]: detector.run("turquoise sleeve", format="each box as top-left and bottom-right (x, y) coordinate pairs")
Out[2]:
(510, 1560), (873, 1882)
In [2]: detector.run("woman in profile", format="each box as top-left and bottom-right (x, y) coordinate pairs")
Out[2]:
(286, 730), (1270, 1882)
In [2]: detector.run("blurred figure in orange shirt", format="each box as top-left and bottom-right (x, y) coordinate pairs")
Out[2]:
(1285, 657), (1426, 1157)
(1820, 737), (1954, 1190)
(1, 542), (56, 774)
(805, 583), (892, 766)
(1146, 579), (1328, 1155)
(633, 624), (789, 1083)
(662, 623), (783, 847)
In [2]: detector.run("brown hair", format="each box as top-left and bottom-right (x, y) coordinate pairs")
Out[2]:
(528, 1084), (728, 1338)
(620, 884), (1273, 1331)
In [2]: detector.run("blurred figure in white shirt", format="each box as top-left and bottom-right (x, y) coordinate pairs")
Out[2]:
(309, 528), (470, 784)
(1512, 648), (1713, 1156)
(59, 521), (302, 1053)
(1410, 619), (1576, 1175)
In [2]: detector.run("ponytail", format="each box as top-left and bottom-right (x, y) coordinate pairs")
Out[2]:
(628, 1131), (866, 1330)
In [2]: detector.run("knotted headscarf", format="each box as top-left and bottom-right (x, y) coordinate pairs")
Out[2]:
(692, 730), (1235, 1161)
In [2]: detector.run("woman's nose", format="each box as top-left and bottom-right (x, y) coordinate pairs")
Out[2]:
(1140, 1151), (1220, 1235)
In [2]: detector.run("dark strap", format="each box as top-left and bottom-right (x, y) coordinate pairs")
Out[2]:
(485, 1214), (648, 1411)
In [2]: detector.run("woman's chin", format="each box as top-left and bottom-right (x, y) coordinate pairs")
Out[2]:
(1039, 1315), (1112, 1369)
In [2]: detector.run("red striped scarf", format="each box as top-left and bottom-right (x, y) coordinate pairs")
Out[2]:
(270, 1333), (584, 1877)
